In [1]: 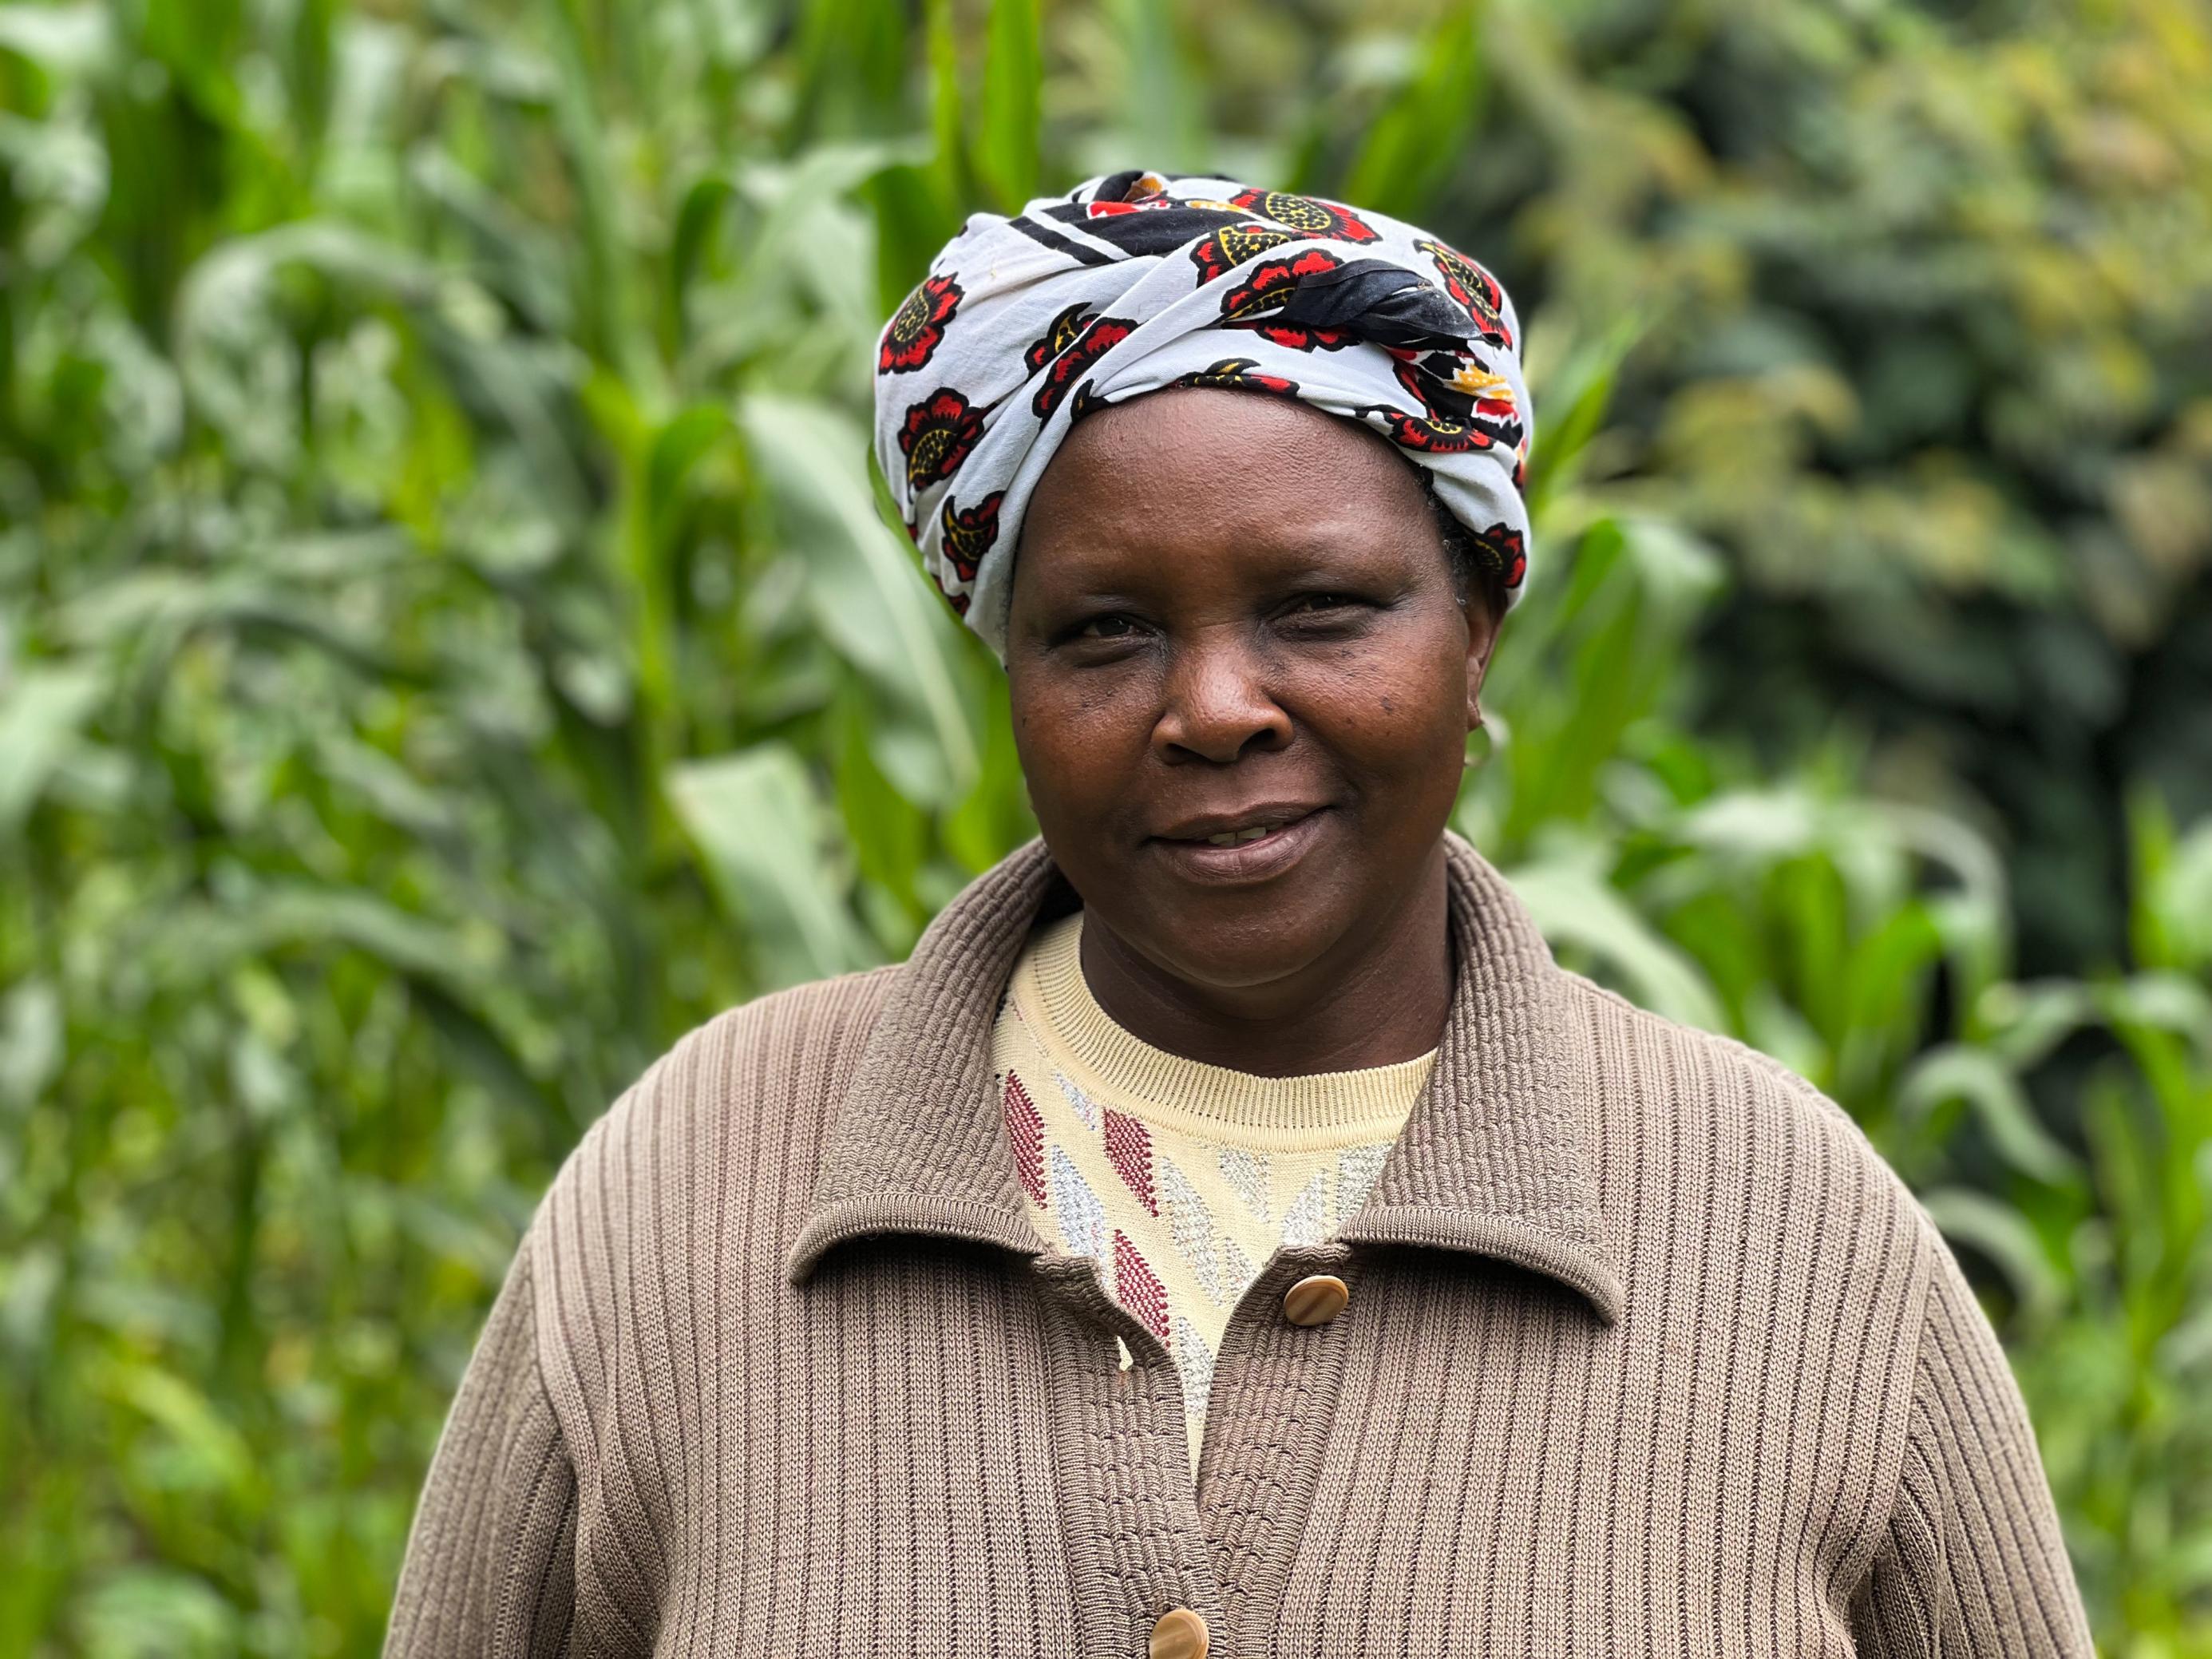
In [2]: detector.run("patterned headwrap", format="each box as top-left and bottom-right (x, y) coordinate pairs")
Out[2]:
(872, 169), (1532, 663)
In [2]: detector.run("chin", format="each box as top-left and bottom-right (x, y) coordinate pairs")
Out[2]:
(1121, 884), (1347, 991)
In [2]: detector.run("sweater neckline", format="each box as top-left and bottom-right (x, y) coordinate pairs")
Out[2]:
(785, 830), (1627, 1327)
(1012, 909), (1436, 1147)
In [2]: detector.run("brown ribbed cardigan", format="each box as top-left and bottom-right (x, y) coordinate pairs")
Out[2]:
(383, 832), (2094, 1657)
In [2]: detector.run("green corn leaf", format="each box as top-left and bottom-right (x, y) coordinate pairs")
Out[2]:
(1341, 6), (1485, 220)
(1110, 0), (1204, 172)
(1899, 1045), (2083, 1186)
(737, 394), (981, 800)
(667, 742), (880, 989)
(1917, 1186), (2066, 1328)
(97, 1361), (262, 1509)
(1507, 855), (1727, 1034)
(0, 659), (103, 836)
(0, 4), (111, 73)
(1523, 307), (1650, 518)
(976, 0), (1040, 212)
(924, 0), (968, 212)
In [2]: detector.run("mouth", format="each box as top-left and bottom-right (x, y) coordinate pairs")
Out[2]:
(1147, 806), (1332, 885)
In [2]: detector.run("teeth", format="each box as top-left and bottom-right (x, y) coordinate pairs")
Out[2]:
(1205, 825), (1274, 845)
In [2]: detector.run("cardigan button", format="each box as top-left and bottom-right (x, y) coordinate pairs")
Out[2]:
(1150, 1607), (1209, 1659)
(1283, 1273), (1350, 1326)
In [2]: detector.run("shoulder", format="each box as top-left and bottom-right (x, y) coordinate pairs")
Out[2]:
(516, 964), (907, 1434)
(1552, 964), (1941, 1315)
(1553, 966), (1951, 1570)
(598, 963), (906, 1154)
(528, 962), (906, 1283)
(592, 962), (903, 1155)
(1557, 965), (1916, 1184)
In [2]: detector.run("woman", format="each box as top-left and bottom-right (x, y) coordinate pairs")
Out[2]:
(385, 172), (2091, 1657)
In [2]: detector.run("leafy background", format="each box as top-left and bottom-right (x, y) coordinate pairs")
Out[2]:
(2, 0), (2210, 1652)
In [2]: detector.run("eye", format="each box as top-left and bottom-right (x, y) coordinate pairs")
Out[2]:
(1044, 608), (1154, 654)
(1283, 591), (1364, 621)
(1058, 610), (1158, 648)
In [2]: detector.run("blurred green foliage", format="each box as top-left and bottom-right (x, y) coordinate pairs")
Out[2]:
(1, 0), (2208, 1653)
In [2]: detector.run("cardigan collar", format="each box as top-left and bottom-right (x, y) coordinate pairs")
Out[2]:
(783, 830), (1624, 1324)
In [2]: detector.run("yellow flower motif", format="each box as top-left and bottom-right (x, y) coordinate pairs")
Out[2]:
(1452, 362), (1516, 404)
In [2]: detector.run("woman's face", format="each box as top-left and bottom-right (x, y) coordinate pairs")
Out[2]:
(1005, 386), (1497, 992)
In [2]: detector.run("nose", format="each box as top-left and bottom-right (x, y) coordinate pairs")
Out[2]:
(1152, 631), (1292, 764)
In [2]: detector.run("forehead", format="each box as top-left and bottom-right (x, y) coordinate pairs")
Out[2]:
(1018, 388), (1434, 579)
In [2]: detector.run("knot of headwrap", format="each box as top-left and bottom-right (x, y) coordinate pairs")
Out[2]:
(871, 169), (1533, 662)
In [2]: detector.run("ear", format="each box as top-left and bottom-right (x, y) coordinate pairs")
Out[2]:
(1464, 597), (1500, 731)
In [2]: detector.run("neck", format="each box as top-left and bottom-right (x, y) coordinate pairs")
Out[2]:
(1070, 841), (1454, 1076)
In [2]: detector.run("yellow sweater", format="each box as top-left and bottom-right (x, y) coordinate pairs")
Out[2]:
(991, 909), (1435, 1475)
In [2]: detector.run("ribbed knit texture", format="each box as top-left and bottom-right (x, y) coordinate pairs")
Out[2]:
(384, 832), (2095, 1658)
(995, 909), (1430, 1476)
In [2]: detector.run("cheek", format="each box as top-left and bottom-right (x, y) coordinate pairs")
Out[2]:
(1288, 628), (1468, 785)
(1008, 675), (1144, 812)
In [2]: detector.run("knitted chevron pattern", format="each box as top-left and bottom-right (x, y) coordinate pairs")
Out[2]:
(991, 909), (1434, 1477)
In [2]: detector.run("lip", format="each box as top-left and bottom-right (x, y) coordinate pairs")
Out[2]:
(1146, 805), (1332, 886)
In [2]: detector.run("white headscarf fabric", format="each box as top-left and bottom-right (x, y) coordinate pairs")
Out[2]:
(872, 169), (1533, 663)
